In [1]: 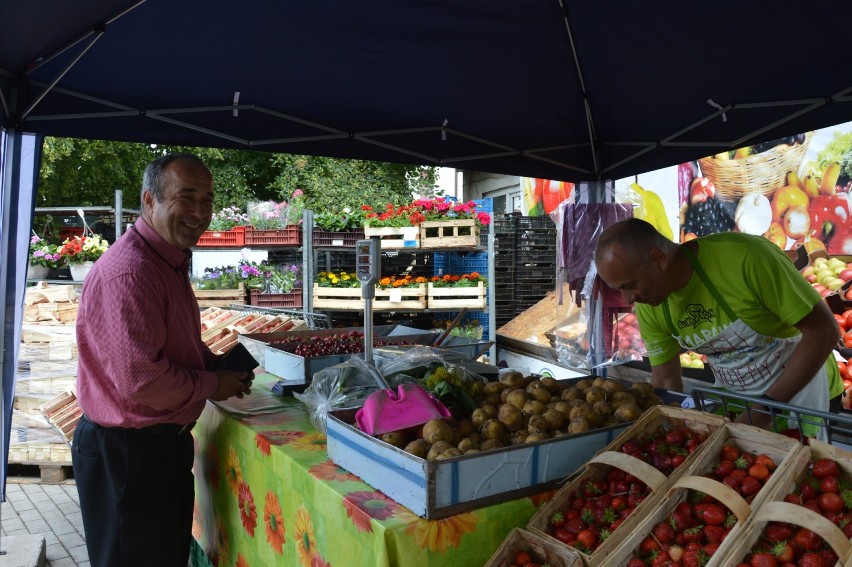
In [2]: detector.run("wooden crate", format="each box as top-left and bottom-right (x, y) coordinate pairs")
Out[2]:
(420, 219), (479, 248)
(312, 283), (427, 310)
(192, 282), (246, 308)
(427, 281), (486, 309)
(527, 451), (671, 567)
(484, 528), (579, 567)
(363, 226), (420, 249)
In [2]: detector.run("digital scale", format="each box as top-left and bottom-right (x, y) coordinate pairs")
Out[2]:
(355, 237), (382, 365)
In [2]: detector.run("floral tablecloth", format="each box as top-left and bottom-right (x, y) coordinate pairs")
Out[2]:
(191, 373), (556, 567)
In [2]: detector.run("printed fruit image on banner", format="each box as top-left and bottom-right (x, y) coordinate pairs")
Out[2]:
(521, 177), (574, 216)
(678, 122), (852, 252)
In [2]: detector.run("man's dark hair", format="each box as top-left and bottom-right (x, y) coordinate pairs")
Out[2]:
(141, 153), (206, 202)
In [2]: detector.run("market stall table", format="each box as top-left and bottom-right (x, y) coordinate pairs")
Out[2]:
(190, 373), (556, 567)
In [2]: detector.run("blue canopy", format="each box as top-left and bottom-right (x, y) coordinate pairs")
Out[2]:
(2, 0), (852, 181)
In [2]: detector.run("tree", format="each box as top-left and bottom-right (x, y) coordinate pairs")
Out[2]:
(37, 138), (438, 212)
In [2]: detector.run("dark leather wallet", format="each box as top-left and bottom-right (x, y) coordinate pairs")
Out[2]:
(215, 343), (259, 372)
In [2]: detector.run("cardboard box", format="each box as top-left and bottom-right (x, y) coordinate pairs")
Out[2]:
(326, 407), (631, 519)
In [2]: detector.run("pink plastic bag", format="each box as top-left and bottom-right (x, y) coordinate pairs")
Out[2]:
(355, 383), (450, 436)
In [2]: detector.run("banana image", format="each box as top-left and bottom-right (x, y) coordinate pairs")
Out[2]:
(820, 162), (840, 195)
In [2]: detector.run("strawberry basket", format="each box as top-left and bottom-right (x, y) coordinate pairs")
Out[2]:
(725, 439), (852, 567)
(484, 527), (580, 567)
(603, 475), (753, 567)
(527, 451), (671, 567)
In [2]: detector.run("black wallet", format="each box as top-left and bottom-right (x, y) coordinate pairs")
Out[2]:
(215, 343), (259, 372)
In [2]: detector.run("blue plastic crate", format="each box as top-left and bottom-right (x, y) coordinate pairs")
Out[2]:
(432, 252), (449, 276)
(462, 311), (490, 340)
(448, 252), (488, 275)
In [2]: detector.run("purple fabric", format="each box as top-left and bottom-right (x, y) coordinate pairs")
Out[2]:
(560, 203), (633, 305)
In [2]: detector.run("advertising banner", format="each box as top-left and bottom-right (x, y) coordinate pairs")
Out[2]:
(520, 177), (574, 216)
(677, 122), (852, 256)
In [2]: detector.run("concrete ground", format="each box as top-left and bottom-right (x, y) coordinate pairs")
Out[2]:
(0, 474), (87, 567)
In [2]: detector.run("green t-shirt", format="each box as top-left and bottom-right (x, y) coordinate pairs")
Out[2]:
(635, 232), (842, 398)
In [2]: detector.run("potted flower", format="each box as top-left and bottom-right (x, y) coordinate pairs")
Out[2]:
(246, 196), (302, 246)
(427, 272), (488, 309)
(28, 235), (62, 280)
(361, 204), (423, 248)
(315, 270), (360, 288)
(59, 234), (110, 281)
(312, 207), (366, 246)
(247, 262), (304, 308)
(413, 197), (491, 248)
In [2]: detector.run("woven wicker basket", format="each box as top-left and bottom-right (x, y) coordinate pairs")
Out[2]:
(698, 131), (813, 202)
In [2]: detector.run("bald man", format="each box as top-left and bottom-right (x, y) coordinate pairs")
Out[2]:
(594, 218), (842, 433)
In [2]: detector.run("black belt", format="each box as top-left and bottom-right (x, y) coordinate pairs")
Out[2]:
(83, 414), (196, 435)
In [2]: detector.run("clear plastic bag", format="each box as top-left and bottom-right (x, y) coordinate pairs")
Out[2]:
(293, 356), (380, 433)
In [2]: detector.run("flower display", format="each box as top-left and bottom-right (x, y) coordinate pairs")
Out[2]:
(58, 234), (109, 264)
(287, 189), (306, 225)
(362, 197), (491, 228)
(208, 206), (249, 231)
(313, 207), (366, 232)
(196, 261), (301, 292)
(248, 201), (289, 230)
(377, 274), (428, 289)
(29, 235), (62, 268)
(315, 270), (360, 288)
(429, 272), (486, 287)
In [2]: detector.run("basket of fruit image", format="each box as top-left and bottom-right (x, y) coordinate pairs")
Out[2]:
(723, 438), (852, 567)
(697, 131), (813, 203)
(602, 474), (753, 567)
(484, 527), (580, 567)
(527, 451), (672, 566)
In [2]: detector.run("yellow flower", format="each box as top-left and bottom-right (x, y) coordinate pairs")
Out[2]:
(225, 447), (243, 494)
(290, 432), (327, 452)
(399, 508), (478, 553)
(294, 505), (316, 567)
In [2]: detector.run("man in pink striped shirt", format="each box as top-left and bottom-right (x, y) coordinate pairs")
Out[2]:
(72, 153), (253, 567)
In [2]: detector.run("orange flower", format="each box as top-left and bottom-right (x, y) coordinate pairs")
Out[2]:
(264, 491), (286, 554)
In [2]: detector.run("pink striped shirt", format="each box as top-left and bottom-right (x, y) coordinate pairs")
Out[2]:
(75, 218), (219, 427)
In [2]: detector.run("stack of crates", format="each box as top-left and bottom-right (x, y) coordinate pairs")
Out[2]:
(492, 215), (557, 329)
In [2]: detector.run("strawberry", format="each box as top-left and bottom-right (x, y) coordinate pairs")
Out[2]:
(652, 521), (675, 544)
(755, 453), (777, 471)
(742, 453), (756, 467)
(563, 517), (585, 533)
(793, 528), (823, 551)
(740, 476), (762, 497)
(811, 458), (840, 479)
(750, 552), (778, 567)
(549, 512), (566, 528)
(665, 428), (687, 445)
(748, 463), (770, 481)
(651, 550), (671, 567)
(819, 476), (839, 495)
(720, 444), (740, 462)
(552, 527), (574, 544)
(771, 541), (795, 563)
(668, 544), (684, 562)
(703, 524), (727, 544)
(679, 526), (703, 545)
(782, 493), (802, 506)
(703, 542), (720, 556)
(576, 529), (597, 551)
(607, 468), (626, 481)
(818, 492), (844, 514)
(669, 509), (692, 532)
(695, 503), (726, 526)
(639, 536), (660, 554)
(799, 477), (821, 501)
(514, 551), (533, 565)
(627, 558), (645, 567)
(730, 468), (748, 481)
(819, 548), (838, 567)
(764, 523), (794, 543)
(671, 454), (687, 468)
(713, 459), (735, 479)
(734, 455), (749, 470)
(798, 551), (825, 567)
(583, 481), (604, 497)
(610, 496), (626, 512)
(621, 440), (642, 456)
(722, 476), (741, 493)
